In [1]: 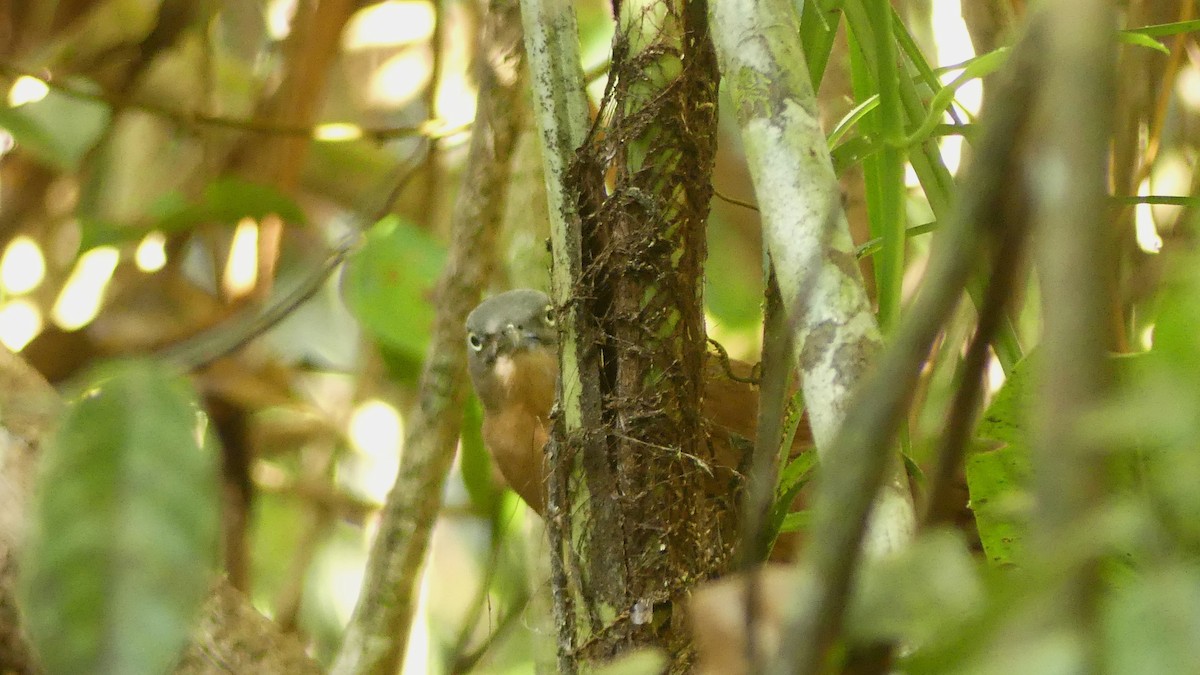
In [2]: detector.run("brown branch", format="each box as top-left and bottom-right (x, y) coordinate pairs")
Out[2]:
(327, 0), (527, 670)
(921, 133), (1034, 530)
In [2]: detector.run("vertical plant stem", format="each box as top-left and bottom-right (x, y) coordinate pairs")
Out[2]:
(518, 0), (590, 670)
(1029, 0), (1116, 664)
(328, 2), (526, 672)
(842, 0), (1025, 370)
(710, 0), (914, 562)
(865, 0), (906, 330)
(712, 7), (1042, 668)
(710, 1), (921, 671)
(565, 0), (723, 666)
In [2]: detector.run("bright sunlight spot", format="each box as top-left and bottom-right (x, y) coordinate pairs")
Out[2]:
(987, 354), (1006, 394)
(7, 76), (49, 107)
(134, 231), (168, 272)
(51, 246), (119, 331)
(346, 399), (404, 503)
(1, 235), (46, 295)
(400, 572), (433, 675)
(435, 77), (478, 129)
(343, 1), (435, 50)
(1140, 324), (1155, 351)
(921, 0), (981, 180)
(313, 122), (364, 142)
(368, 51), (432, 107)
(0, 299), (43, 351)
(265, 0), (298, 40)
(222, 218), (260, 299)
(1176, 63), (1200, 111)
(1135, 179), (1164, 254)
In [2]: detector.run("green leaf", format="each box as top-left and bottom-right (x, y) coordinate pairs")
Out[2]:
(1104, 565), (1200, 674)
(1116, 31), (1170, 54)
(1121, 19), (1200, 39)
(976, 354), (1036, 446)
(777, 450), (817, 502)
(967, 355), (1037, 566)
(197, 177), (307, 225)
(826, 93), (880, 148)
(0, 85), (110, 170)
(848, 530), (984, 645)
(150, 178), (306, 234)
(855, 220), (938, 259)
(965, 443), (1031, 567)
(79, 177), (307, 249)
(778, 510), (812, 534)
(18, 359), (220, 675)
(901, 47), (1010, 147)
(461, 396), (500, 512)
(798, 0), (846, 90)
(341, 216), (446, 359)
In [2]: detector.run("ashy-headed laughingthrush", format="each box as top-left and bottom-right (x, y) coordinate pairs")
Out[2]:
(465, 289), (811, 516)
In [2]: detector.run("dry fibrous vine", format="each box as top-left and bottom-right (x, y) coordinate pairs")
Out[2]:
(558, 0), (727, 666)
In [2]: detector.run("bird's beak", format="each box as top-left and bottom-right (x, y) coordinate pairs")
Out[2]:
(502, 323), (523, 351)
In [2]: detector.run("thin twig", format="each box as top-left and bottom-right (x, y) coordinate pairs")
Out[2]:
(444, 511), (534, 674)
(921, 212), (1030, 530)
(0, 62), (469, 141)
(712, 186), (761, 212)
(155, 148), (428, 370)
(449, 590), (532, 674)
(707, 337), (761, 384)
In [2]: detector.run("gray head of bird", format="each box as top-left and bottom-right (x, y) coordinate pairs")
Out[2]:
(465, 289), (558, 402)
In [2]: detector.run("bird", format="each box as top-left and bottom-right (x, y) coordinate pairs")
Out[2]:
(465, 288), (811, 517)
(466, 289), (559, 513)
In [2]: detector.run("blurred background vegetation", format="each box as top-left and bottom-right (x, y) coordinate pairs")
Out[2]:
(4, 0), (1200, 673)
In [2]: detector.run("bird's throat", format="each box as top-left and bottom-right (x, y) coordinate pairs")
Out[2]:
(493, 355), (517, 389)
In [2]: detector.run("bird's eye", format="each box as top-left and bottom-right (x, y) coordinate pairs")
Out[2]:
(467, 333), (483, 351)
(543, 305), (556, 326)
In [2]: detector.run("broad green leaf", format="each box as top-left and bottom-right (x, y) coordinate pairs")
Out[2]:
(150, 178), (305, 235)
(969, 355), (1037, 566)
(976, 354), (1037, 446)
(0, 87), (110, 170)
(460, 396), (500, 511)
(80, 177), (307, 249)
(18, 359), (220, 675)
(1104, 565), (1200, 674)
(1116, 31), (1170, 54)
(341, 216), (446, 359)
(848, 530), (983, 645)
(196, 177), (307, 225)
(965, 443), (1031, 567)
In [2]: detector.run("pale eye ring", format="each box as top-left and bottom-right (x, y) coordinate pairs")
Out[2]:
(543, 305), (556, 326)
(467, 333), (483, 351)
